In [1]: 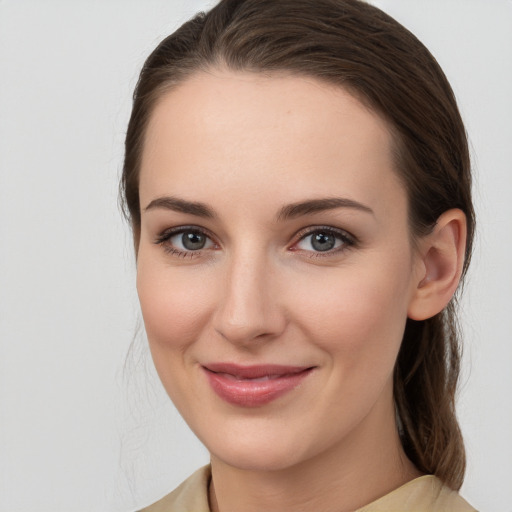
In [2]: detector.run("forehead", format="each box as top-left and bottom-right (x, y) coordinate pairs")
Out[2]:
(139, 70), (405, 217)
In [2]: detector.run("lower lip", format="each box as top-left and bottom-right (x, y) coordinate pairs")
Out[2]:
(203, 367), (314, 407)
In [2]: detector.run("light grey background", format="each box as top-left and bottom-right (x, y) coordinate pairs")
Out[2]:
(0, 1), (510, 511)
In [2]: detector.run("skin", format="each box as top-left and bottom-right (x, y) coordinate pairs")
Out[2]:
(136, 70), (466, 512)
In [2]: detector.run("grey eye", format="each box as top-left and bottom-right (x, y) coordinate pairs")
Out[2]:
(168, 230), (214, 251)
(181, 231), (207, 250)
(296, 229), (348, 253)
(310, 232), (336, 251)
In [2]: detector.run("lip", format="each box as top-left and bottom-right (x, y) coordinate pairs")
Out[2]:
(202, 363), (315, 407)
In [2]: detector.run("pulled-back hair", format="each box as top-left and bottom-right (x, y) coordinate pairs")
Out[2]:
(121, 0), (474, 490)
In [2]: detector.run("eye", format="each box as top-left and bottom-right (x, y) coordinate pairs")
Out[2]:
(293, 227), (354, 255)
(155, 227), (216, 256)
(172, 231), (211, 251)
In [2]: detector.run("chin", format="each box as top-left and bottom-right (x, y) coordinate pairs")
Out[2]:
(211, 443), (306, 473)
(200, 419), (325, 473)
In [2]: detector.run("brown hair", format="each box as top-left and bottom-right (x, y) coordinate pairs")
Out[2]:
(121, 0), (474, 490)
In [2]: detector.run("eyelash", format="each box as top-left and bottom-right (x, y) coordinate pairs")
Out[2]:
(292, 226), (356, 258)
(153, 225), (356, 259)
(154, 226), (218, 259)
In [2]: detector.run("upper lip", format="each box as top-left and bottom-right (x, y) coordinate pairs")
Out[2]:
(203, 362), (313, 379)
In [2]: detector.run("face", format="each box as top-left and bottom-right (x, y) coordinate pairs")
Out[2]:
(136, 70), (424, 472)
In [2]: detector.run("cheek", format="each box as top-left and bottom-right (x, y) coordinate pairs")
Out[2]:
(136, 258), (213, 352)
(136, 257), (220, 411)
(289, 260), (413, 370)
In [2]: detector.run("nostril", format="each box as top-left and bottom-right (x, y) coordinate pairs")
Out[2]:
(212, 269), (286, 344)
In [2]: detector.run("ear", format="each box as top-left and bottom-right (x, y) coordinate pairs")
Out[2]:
(408, 209), (467, 321)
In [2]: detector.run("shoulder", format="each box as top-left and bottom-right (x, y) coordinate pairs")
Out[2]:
(356, 475), (477, 512)
(138, 465), (211, 512)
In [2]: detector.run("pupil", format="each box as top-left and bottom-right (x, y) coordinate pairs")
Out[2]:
(311, 232), (335, 251)
(182, 232), (206, 250)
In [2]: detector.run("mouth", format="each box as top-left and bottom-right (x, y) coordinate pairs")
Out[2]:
(202, 363), (315, 407)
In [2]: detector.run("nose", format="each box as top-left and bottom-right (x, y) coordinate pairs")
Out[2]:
(212, 250), (286, 346)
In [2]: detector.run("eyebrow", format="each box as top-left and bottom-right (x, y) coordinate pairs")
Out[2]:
(144, 196), (215, 218)
(276, 197), (374, 221)
(143, 195), (374, 220)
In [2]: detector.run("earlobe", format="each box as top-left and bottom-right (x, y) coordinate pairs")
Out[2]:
(408, 209), (467, 321)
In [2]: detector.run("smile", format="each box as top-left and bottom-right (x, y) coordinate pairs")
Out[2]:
(202, 363), (315, 407)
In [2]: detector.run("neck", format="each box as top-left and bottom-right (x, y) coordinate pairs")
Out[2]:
(208, 396), (421, 512)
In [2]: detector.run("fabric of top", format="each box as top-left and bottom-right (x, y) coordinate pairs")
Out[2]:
(139, 465), (477, 512)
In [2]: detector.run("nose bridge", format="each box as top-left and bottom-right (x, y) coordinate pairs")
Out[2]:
(213, 244), (284, 344)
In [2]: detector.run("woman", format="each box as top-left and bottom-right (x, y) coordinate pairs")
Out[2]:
(122, 0), (477, 510)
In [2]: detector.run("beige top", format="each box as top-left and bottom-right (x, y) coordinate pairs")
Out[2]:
(140, 465), (477, 512)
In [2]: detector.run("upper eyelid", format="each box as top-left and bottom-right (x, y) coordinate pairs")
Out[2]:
(293, 225), (356, 242)
(156, 225), (216, 241)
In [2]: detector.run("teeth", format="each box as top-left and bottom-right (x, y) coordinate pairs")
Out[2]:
(237, 374), (287, 381)
(243, 375), (271, 382)
(215, 371), (296, 381)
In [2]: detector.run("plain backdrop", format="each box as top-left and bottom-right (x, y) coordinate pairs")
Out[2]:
(0, 1), (510, 511)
